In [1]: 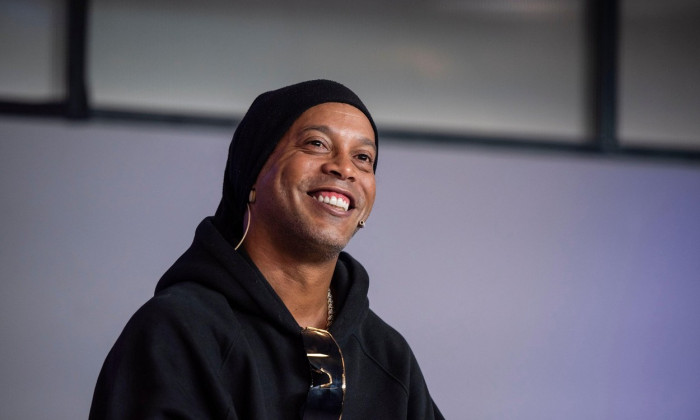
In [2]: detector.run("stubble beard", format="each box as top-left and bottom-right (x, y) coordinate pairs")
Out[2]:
(283, 213), (351, 262)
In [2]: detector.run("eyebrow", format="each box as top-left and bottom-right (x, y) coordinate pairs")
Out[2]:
(301, 125), (377, 152)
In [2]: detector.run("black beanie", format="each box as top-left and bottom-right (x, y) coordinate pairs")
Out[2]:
(213, 79), (378, 246)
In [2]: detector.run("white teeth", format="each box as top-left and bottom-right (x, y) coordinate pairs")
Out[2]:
(315, 194), (349, 211)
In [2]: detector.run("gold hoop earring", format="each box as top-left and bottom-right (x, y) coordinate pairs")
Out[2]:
(234, 203), (251, 251)
(248, 188), (256, 203)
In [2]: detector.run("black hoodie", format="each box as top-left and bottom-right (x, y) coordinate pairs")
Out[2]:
(89, 218), (443, 419)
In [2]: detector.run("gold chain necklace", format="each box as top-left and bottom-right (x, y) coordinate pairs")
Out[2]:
(326, 288), (334, 329)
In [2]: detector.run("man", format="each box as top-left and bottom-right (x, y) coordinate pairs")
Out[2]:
(90, 80), (443, 419)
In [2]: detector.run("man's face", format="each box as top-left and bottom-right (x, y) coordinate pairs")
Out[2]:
(250, 102), (376, 258)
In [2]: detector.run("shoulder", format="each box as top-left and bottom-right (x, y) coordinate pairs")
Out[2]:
(151, 281), (229, 317)
(345, 311), (445, 419)
(114, 282), (239, 361)
(92, 283), (245, 419)
(356, 310), (411, 351)
(351, 310), (419, 382)
(130, 282), (230, 329)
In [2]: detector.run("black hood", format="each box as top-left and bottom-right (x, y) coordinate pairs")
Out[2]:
(155, 217), (371, 341)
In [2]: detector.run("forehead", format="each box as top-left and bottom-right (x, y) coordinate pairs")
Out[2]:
(287, 102), (375, 144)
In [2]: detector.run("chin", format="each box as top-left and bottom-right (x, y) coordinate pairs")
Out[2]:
(312, 234), (350, 258)
(285, 221), (351, 260)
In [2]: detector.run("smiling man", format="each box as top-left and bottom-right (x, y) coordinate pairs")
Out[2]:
(90, 80), (443, 420)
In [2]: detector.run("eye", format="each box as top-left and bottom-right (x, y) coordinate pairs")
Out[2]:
(303, 138), (329, 151)
(302, 137), (329, 153)
(356, 153), (374, 164)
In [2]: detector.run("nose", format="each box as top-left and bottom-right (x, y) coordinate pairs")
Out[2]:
(322, 152), (356, 181)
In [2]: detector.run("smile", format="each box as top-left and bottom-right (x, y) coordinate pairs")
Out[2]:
(312, 192), (350, 211)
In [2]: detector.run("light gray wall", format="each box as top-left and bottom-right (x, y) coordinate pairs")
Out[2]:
(1, 116), (699, 419)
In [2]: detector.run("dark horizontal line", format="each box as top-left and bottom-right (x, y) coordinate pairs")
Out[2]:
(613, 145), (700, 163)
(1, 101), (699, 164)
(379, 128), (700, 163)
(379, 128), (600, 153)
(92, 108), (239, 128)
(93, 107), (601, 153)
(0, 100), (66, 117)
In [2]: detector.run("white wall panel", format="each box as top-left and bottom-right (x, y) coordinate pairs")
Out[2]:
(89, 0), (587, 141)
(0, 0), (65, 100)
(620, 0), (700, 150)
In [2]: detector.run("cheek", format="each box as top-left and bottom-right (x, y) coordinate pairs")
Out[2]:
(281, 157), (320, 185)
(269, 160), (314, 199)
(254, 170), (277, 198)
(362, 179), (377, 212)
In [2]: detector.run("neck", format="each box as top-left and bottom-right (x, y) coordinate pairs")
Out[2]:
(243, 238), (337, 329)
